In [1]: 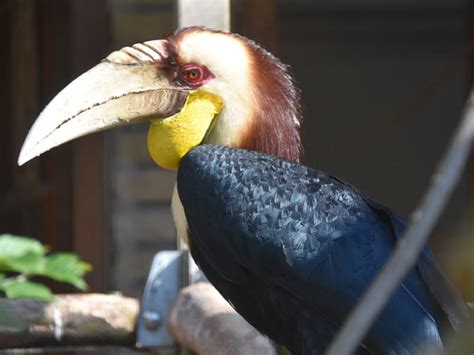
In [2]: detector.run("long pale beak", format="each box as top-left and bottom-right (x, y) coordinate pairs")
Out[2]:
(18, 40), (187, 166)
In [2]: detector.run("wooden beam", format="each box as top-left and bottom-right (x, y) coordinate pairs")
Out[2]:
(9, 0), (39, 186)
(38, 0), (75, 278)
(175, 0), (231, 289)
(69, 0), (111, 292)
(177, 0), (230, 30)
(0, 2), (11, 206)
(5, 0), (43, 238)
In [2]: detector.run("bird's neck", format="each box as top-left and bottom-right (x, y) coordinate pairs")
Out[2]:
(237, 109), (302, 163)
(233, 43), (303, 162)
(206, 101), (303, 163)
(204, 81), (303, 163)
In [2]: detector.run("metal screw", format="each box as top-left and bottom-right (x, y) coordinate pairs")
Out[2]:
(143, 311), (162, 330)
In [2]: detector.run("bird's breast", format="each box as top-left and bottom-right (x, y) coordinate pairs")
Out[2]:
(171, 184), (189, 245)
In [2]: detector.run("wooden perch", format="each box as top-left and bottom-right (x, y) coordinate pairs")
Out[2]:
(168, 282), (276, 355)
(0, 293), (138, 348)
(0, 284), (275, 354)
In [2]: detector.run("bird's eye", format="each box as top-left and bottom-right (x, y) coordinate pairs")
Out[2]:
(179, 64), (213, 88)
(185, 68), (201, 81)
(183, 66), (204, 83)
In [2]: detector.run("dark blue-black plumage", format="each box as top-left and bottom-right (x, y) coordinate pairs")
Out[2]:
(177, 144), (465, 354)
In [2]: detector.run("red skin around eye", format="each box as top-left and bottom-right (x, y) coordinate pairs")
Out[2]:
(179, 63), (214, 88)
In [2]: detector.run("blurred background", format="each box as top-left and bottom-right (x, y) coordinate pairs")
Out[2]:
(0, 0), (472, 301)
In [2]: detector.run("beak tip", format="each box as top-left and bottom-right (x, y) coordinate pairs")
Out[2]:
(17, 137), (39, 166)
(17, 149), (31, 166)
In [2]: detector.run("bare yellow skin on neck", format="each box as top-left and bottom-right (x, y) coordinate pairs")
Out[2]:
(147, 90), (223, 170)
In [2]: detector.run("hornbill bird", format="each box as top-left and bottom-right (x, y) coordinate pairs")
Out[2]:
(19, 27), (467, 354)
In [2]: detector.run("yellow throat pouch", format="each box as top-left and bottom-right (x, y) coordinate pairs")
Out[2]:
(147, 90), (223, 170)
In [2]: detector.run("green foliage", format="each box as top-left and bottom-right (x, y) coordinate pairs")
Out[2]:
(278, 346), (292, 355)
(43, 253), (92, 290)
(2, 279), (53, 301)
(0, 234), (91, 301)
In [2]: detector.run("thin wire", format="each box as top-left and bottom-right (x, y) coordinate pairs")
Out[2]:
(325, 91), (474, 355)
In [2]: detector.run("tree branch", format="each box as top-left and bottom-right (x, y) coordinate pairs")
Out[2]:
(168, 282), (276, 355)
(1, 285), (276, 354)
(0, 294), (138, 349)
(325, 92), (474, 354)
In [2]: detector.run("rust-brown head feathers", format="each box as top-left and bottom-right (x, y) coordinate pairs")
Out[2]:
(238, 34), (302, 162)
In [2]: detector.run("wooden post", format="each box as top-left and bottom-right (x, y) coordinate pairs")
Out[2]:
(38, 0), (76, 291)
(173, 3), (231, 354)
(175, 0), (231, 287)
(4, 0), (43, 239)
(9, 0), (39, 191)
(69, 0), (111, 292)
(177, 0), (230, 30)
(0, 2), (11, 217)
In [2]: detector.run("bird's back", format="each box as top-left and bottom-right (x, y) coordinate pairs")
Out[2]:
(177, 144), (465, 354)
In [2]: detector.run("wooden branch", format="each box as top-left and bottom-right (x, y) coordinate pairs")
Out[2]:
(0, 286), (275, 354)
(326, 92), (474, 354)
(168, 282), (276, 355)
(0, 294), (138, 349)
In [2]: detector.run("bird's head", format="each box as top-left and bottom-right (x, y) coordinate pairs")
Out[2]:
(18, 27), (302, 169)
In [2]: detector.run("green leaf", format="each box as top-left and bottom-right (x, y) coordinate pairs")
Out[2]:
(0, 235), (49, 275)
(42, 253), (92, 290)
(3, 280), (53, 301)
(0, 234), (46, 259)
(1, 252), (46, 275)
(0, 235), (90, 297)
(278, 346), (292, 355)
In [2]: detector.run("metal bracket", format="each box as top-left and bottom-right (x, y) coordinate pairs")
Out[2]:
(136, 250), (181, 349)
(136, 250), (207, 349)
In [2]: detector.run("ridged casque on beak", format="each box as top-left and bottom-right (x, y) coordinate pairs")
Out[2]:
(18, 40), (188, 166)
